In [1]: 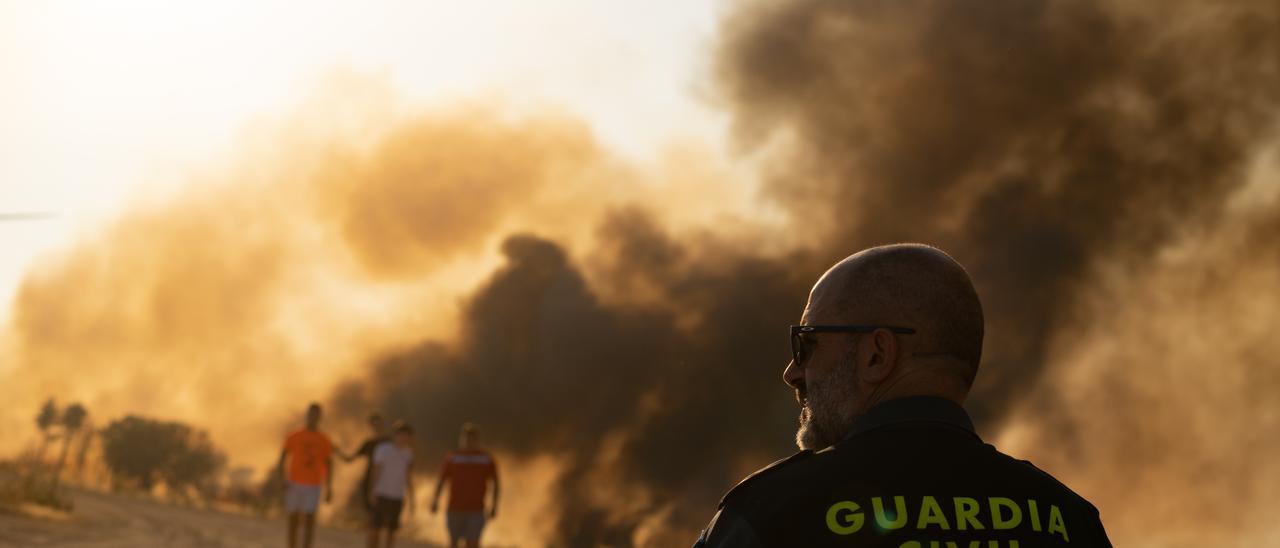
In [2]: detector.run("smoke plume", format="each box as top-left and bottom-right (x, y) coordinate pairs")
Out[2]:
(337, 223), (808, 543)
(2, 0), (1278, 546)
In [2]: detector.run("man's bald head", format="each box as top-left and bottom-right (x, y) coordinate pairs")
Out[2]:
(788, 244), (984, 449)
(807, 243), (984, 380)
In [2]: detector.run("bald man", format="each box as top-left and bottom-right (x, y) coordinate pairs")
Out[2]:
(694, 244), (1112, 547)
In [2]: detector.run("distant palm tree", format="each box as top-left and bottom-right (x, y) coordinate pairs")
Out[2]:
(54, 403), (88, 487)
(35, 399), (59, 463)
(74, 423), (96, 481)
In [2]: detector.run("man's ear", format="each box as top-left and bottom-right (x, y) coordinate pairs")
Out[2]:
(857, 329), (899, 383)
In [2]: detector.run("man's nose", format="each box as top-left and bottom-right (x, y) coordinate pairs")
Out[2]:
(783, 358), (803, 389)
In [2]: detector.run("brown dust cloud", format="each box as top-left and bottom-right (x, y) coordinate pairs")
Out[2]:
(3, 0), (1280, 546)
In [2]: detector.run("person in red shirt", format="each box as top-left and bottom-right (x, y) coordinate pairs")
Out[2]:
(430, 423), (500, 548)
(277, 403), (334, 548)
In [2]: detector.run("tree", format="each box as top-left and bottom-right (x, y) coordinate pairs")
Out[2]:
(35, 398), (58, 462)
(100, 417), (180, 491)
(162, 429), (226, 497)
(73, 424), (96, 481)
(53, 403), (88, 487)
(99, 416), (226, 494)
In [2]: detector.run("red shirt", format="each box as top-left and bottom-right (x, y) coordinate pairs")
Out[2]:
(440, 450), (498, 512)
(283, 429), (332, 485)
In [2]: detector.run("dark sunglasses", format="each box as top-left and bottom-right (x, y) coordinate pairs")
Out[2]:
(790, 324), (916, 366)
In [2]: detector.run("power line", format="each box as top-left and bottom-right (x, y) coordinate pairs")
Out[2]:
(0, 212), (57, 222)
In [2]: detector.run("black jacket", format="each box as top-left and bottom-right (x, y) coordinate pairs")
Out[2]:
(695, 396), (1112, 547)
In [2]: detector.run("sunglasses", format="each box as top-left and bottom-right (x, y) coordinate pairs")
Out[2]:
(790, 324), (916, 366)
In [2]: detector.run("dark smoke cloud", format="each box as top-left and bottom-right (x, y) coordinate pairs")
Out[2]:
(716, 0), (1280, 424)
(338, 222), (808, 543)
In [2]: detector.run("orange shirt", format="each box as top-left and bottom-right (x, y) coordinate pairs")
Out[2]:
(440, 450), (498, 512)
(283, 429), (333, 485)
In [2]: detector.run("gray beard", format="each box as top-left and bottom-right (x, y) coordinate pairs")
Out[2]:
(795, 361), (859, 450)
(795, 406), (822, 450)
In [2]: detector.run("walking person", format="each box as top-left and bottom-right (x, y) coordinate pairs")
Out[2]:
(340, 412), (389, 514)
(368, 421), (416, 548)
(277, 403), (334, 548)
(430, 423), (499, 548)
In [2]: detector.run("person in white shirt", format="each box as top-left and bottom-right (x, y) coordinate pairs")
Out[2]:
(367, 422), (415, 548)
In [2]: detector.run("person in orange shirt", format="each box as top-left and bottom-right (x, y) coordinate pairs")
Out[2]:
(277, 403), (334, 548)
(430, 423), (500, 548)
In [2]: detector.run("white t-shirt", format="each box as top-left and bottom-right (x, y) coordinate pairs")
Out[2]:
(372, 441), (414, 500)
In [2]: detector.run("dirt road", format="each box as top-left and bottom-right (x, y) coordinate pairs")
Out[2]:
(0, 490), (440, 548)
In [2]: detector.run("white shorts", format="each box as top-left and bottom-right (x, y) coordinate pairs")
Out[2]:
(284, 482), (322, 514)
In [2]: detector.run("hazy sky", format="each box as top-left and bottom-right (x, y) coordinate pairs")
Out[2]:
(0, 0), (732, 316)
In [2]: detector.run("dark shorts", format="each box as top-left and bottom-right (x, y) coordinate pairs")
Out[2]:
(371, 496), (404, 531)
(360, 479), (372, 511)
(447, 511), (486, 541)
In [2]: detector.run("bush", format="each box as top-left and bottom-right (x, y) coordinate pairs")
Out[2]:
(0, 462), (73, 512)
(99, 416), (227, 495)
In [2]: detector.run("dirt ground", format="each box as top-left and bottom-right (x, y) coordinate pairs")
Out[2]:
(0, 489), (442, 548)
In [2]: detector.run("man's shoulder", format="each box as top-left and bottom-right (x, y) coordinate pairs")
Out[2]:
(284, 430), (331, 450)
(718, 450), (817, 509)
(999, 451), (1100, 510)
(993, 449), (1111, 543)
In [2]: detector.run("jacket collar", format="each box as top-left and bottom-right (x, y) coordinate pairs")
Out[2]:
(844, 395), (978, 440)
